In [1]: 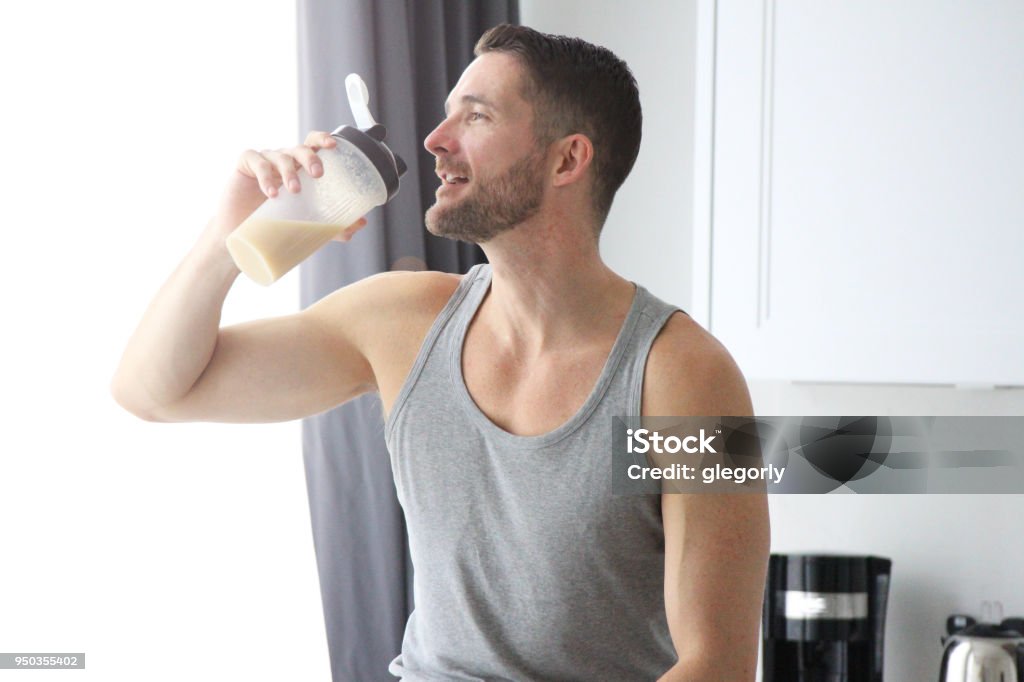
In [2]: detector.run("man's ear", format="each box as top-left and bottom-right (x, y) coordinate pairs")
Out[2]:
(551, 134), (594, 188)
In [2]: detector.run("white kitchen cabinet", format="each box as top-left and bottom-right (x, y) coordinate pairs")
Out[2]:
(697, 0), (1024, 385)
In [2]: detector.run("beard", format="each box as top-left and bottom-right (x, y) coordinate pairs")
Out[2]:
(425, 149), (546, 243)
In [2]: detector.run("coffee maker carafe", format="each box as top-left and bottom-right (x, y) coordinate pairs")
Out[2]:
(763, 554), (892, 681)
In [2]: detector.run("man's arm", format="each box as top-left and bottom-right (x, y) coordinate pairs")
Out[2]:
(108, 220), (390, 423)
(644, 313), (771, 682)
(110, 131), (384, 424)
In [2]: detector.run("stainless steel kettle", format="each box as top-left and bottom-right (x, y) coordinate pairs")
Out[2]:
(939, 622), (1024, 682)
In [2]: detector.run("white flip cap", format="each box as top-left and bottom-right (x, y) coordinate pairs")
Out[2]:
(345, 73), (377, 130)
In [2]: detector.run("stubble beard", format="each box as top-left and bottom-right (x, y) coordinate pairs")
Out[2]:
(425, 149), (546, 244)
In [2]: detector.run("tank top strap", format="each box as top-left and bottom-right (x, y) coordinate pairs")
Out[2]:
(618, 286), (686, 418)
(450, 261), (493, 328)
(383, 263), (489, 442)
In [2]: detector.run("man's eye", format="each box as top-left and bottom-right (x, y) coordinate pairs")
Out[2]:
(468, 112), (486, 122)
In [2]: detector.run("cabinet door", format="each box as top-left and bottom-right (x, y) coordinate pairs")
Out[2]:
(708, 0), (1024, 385)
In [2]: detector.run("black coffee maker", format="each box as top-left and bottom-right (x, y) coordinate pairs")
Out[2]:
(763, 554), (892, 681)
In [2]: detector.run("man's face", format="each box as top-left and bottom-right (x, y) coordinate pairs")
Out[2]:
(423, 53), (548, 243)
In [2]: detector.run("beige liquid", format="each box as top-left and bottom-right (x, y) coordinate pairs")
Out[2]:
(226, 217), (343, 286)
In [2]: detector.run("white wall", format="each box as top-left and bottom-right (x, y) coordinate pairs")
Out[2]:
(0, 2), (329, 680)
(521, 2), (1024, 681)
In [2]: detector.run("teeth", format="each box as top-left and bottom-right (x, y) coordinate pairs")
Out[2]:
(443, 173), (467, 184)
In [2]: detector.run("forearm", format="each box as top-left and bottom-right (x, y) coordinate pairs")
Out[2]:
(110, 220), (241, 418)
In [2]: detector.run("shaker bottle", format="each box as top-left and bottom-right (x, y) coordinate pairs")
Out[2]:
(226, 74), (407, 286)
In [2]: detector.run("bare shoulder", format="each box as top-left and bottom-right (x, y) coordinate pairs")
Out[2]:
(303, 269), (461, 327)
(642, 311), (753, 417)
(302, 269), (463, 408)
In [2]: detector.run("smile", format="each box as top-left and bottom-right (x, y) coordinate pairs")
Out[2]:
(437, 168), (471, 185)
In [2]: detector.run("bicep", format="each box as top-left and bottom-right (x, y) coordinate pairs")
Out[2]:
(153, 303), (374, 424)
(662, 491), (769, 675)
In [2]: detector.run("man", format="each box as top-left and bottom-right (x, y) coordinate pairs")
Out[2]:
(112, 24), (769, 681)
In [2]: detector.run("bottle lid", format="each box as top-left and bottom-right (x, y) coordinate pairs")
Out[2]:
(957, 623), (1024, 640)
(330, 74), (407, 201)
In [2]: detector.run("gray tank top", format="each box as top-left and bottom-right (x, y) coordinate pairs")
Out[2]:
(384, 264), (681, 681)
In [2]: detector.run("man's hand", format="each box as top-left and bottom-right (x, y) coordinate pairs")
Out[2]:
(213, 130), (368, 241)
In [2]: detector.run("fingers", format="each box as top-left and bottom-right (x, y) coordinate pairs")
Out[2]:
(260, 150), (302, 194)
(238, 149), (284, 197)
(287, 145), (324, 181)
(303, 130), (337, 150)
(295, 131), (337, 180)
(238, 131), (338, 198)
(332, 217), (368, 242)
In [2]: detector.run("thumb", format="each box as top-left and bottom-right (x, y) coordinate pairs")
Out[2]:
(332, 217), (368, 242)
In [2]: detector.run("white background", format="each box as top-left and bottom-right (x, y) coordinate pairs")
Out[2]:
(0, 2), (331, 680)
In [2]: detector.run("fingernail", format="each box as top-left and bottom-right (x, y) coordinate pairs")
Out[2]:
(266, 185), (277, 197)
(311, 163), (322, 176)
(289, 179), (300, 191)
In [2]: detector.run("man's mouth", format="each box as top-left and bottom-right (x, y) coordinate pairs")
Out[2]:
(438, 170), (470, 185)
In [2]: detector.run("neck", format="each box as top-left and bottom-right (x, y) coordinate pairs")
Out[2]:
(476, 211), (634, 353)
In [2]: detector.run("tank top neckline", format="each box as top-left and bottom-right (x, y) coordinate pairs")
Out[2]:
(448, 264), (648, 449)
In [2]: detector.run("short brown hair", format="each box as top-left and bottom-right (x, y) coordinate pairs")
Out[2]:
(475, 24), (643, 229)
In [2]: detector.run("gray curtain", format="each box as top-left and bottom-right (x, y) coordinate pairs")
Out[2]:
(296, 2), (517, 679)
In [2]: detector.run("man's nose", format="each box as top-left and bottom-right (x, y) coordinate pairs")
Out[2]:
(424, 117), (456, 156)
